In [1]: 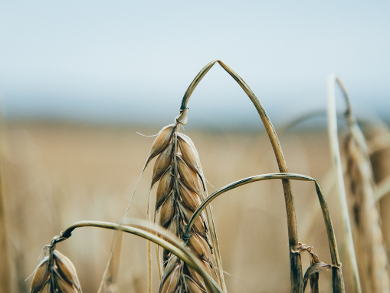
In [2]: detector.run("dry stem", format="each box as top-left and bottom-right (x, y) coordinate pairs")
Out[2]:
(185, 172), (345, 293)
(327, 75), (361, 293)
(59, 219), (223, 293)
(178, 59), (303, 293)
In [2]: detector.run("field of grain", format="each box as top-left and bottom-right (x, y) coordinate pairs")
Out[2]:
(1, 120), (355, 293)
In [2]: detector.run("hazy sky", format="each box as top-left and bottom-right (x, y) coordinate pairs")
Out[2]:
(1, 1), (389, 127)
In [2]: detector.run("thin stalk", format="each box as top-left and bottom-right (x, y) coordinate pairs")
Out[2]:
(59, 220), (223, 293)
(178, 60), (302, 293)
(327, 75), (361, 293)
(184, 172), (345, 293)
(279, 109), (327, 134)
(0, 123), (14, 293)
(0, 162), (12, 293)
(147, 196), (152, 293)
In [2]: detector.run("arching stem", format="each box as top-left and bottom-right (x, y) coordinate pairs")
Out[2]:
(177, 60), (303, 293)
(58, 220), (223, 293)
(185, 172), (345, 293)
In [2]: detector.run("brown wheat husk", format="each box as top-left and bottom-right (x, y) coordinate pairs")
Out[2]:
(30, 249), (82, 293)
(345, 124), (390, 293)
(147, 122), (220, 293)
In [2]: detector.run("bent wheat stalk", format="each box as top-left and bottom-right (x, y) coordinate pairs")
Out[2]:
(177, 59), (303, 293)
(185, 172), (345, 293)
(327, 75), (362, 293)
(30, 219), (223, 293)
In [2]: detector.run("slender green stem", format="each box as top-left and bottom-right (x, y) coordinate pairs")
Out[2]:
(178, 60), (302, 293)
(59, 220), (223, 293)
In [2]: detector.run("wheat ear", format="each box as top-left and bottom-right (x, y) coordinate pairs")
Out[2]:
(30, 238), (82, 293)
(345, 129), (390, 292)
(338, 92), (390, 292)
(146, 119), (219, 293)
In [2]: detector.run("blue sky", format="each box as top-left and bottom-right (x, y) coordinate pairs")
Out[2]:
(1, 1), (389, 127)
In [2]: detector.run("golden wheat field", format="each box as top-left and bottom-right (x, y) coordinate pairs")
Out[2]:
(1, 119), (366, 293)
(3, 3), (390, 292)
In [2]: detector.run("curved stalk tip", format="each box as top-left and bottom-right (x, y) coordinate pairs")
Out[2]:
(185, 172), (345, 292)
(327, 74), (361, 293)
(179, 60), (303, 292)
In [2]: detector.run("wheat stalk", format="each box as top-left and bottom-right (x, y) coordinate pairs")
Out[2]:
(29, 219), (223, 293)
(177, 59), (303, 293)
(30, 219), (223, 293)
(0, 150), (13, 293)
(327, 75), (362, 293)
(185, 172), (345, 293)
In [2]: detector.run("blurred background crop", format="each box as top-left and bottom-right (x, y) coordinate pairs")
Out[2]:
(1, 1), (389, 293)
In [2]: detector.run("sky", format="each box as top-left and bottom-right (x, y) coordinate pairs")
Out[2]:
(1, 1), (389, 128)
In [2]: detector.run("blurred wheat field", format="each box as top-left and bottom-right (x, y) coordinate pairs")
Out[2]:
(2, 120), (351, 293)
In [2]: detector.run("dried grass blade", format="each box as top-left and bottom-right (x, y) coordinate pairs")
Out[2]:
(327, 74), (361, 293)
(303, 262), (331, 292)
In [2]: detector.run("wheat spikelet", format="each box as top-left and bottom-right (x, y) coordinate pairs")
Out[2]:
(30, 249), (82, 293)
(345, 125), (390, 293)
(147, 122), (219, 293)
